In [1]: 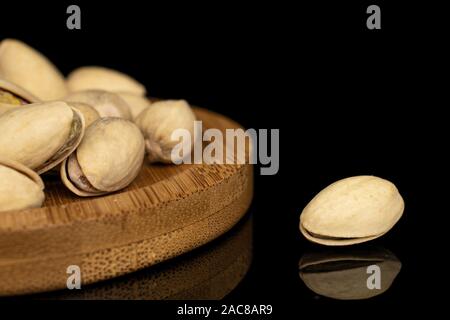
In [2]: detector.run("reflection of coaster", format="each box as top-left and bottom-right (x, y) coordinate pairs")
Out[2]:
(299, 247), (401, 300)
(0, 108), (253, 296)
(30, 214), (252, 300)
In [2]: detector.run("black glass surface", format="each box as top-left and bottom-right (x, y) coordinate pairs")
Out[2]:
(0, 1), (445, 315)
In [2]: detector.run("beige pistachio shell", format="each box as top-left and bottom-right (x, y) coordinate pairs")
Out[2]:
(116, 92), (151, 120)
(299, 248), (401, 300)
(65, 90), (132, 120)
(0, 78), (40, 105)
(135, 100), (196, 163)
(0, 157), (45, 213)
(61, 117), (145, 197)
(0, 78), (40, 116)
(0, 101), (85, 174)
(66, 101), (100, 127)
(300, 176), (404, 246)
(67, 66), (146, 96)
(0, 39), (67, 100)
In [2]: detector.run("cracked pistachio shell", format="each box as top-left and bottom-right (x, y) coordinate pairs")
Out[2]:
(299, 248), (401, 300)
(67, 66), (146, 96)
(66, 102), (100, 127)
(0, 78), (40, 116)
(65, 90), (132, 120)
(0, 101), (85, 174)
(135, 100), (196, 163)
(61, 118), (145, 197)
(300, 176), (404, 246)
(0, 157), (45, 213)
(116, 92), (152, 120)
(0, 39), (67, 100)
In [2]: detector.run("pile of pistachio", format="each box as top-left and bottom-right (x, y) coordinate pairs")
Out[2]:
(0, 39), (197, 213)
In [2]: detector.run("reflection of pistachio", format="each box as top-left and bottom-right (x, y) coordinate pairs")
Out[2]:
(67, 66), (146, 96)
(0, 157), (45, 213)
(0, 39), (67, 100)
(300, 176), (404, 246)
(299, 247), (401, 300)
(0, 101), (85, 175)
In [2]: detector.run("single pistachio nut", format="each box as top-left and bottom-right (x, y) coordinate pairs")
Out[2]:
(0, 78), (41, 116)
(0, 39), (67, 100)
(299, 247), (401, 300)
(0, 101), (85, 175)
(67, 66), (146, 96)
(61, 117), (145, 197)
(135, 100), (196, 163)
(65, 90), (132, 120)
(66, 101), (101, 127)
(300, 176), (404, 246)
(0, 157), (45, 213)
(116, 92), (152, 120)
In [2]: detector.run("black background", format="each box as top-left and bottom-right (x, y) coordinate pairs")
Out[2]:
(1, 0), (447, 316)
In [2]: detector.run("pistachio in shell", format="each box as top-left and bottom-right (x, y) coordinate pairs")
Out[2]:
(67, 66), (146, 96)
(299, 247), (401, 300)
(135, 100), (196, 163)
(0, 101), (85, 175)
(0, 78), (40, 116)
(0, 157), (45, 213)
(299, 176), (404, 246)
(66, 101), (101, 127)
(65, 90), (132, 120)
(116, 92), (152, 120)
(0, 39), (67, 100)
(61, 117), (145, 197)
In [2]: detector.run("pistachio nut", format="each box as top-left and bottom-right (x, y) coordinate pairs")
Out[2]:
(66, 102), (100, 127)
(0, 78), (40, 116)
(0, 157), (45, 213)
(135, 100), (196, 163)
(0, 101), (85, 175)
(299, 247), (401, 300)
(67, 66), (146, 96)
(61, 117), (145, 197)
(0, 39), (67, 100)
(116, 92), (152, 120)
(300, 176), (404, 246)
(65, 90), (132, 120)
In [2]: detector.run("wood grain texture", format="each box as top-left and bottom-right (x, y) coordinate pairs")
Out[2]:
(35, 215), (252, 300)
(0, 108), (253, 296)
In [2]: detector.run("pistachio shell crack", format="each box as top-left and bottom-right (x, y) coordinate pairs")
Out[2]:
(61, 117), (145, 197)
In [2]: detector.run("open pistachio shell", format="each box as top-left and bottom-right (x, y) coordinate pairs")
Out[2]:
(67, 66), (146, 96)
(66, 101), (101, 127)
(0, 157), (45, 213)
(0, 78), (40, 116)
(116, 92), (152, 120)
(300, 176), (404, 246)
(299, 247), (401, 300)
(0, 39), (67, 100)
(61, 117), (145, 197)
(0, 101), (85, 175)
(65, 90), (132, 120)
